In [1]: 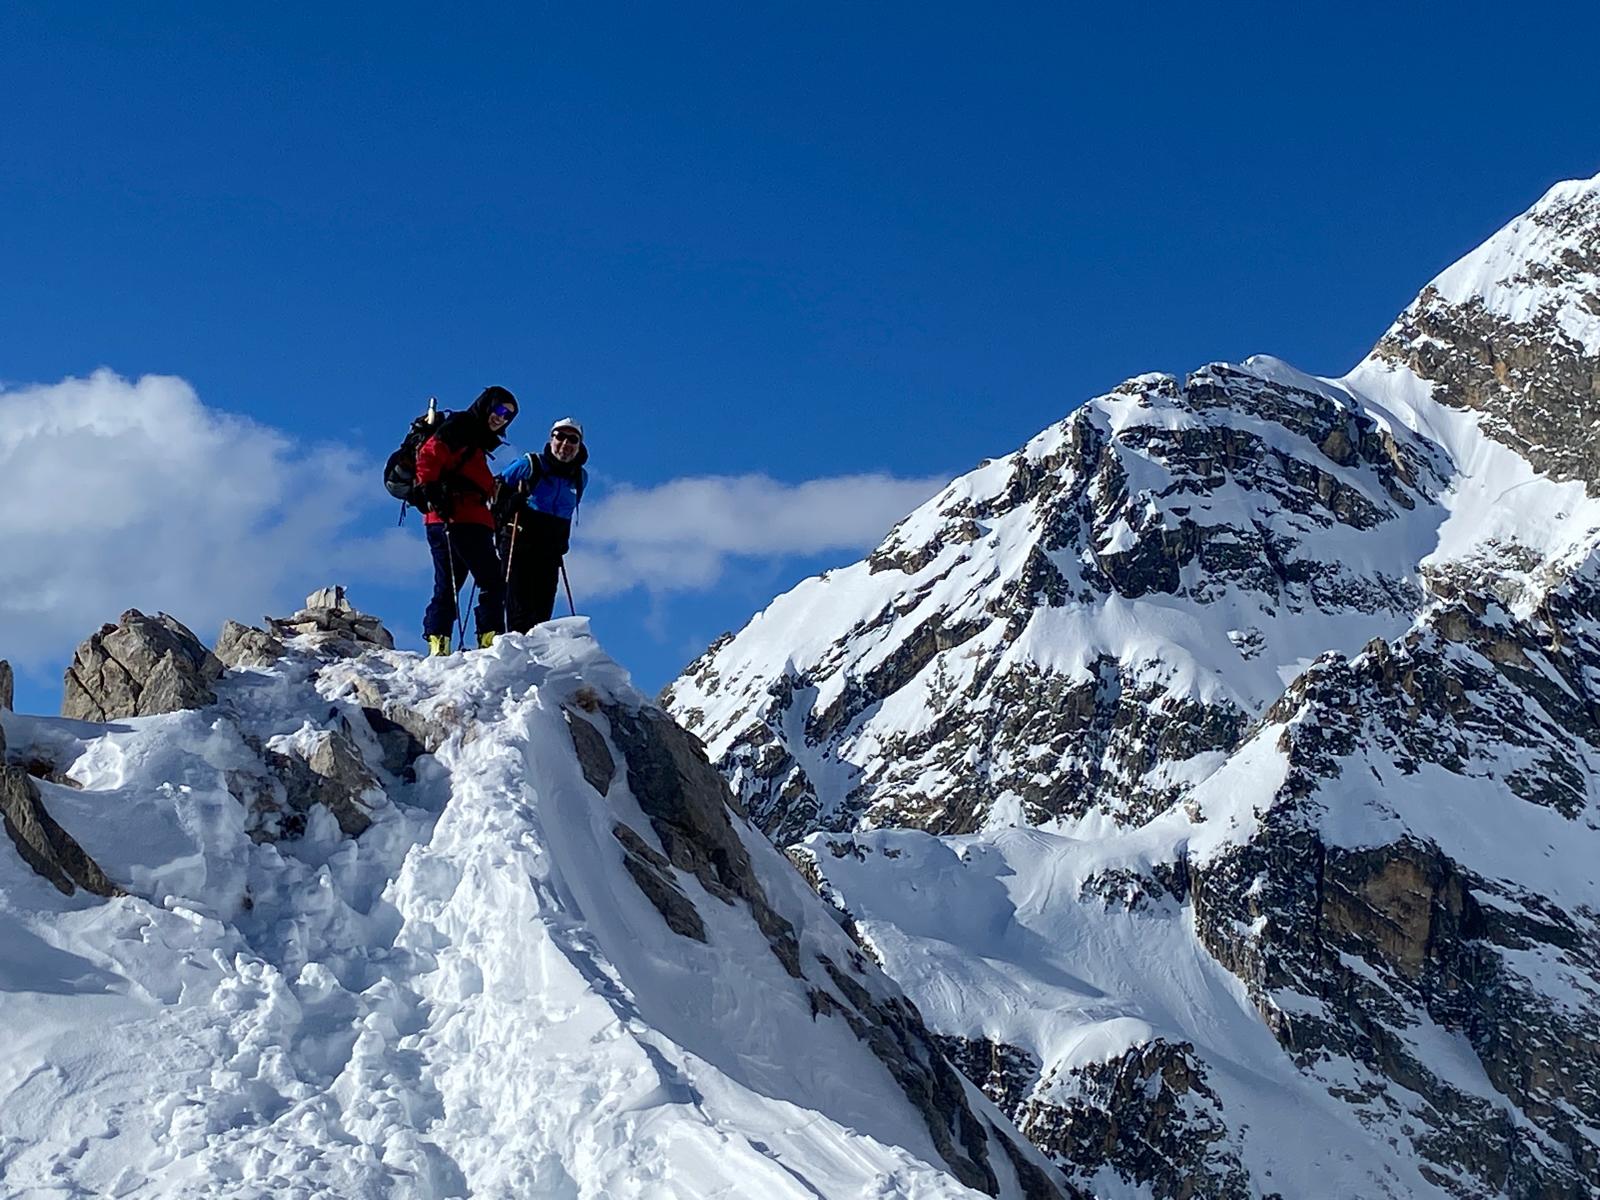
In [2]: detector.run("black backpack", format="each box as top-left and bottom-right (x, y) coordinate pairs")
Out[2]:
(384, 398), (448, 514)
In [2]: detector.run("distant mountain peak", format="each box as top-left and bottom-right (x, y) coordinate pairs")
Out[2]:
(667, 174), (1600, 1199)
(1362, 168), (1600, 489)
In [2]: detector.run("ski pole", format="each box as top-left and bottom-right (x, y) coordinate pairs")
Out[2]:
(502, 518), (520, 631)
(442, 522), (466, 651)
(460, 582), (478, 652)
(561, 563), (576, 616)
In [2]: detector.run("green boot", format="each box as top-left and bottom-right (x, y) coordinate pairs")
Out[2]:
(477, 631), (497, 649)
(427, 634), (451, 657)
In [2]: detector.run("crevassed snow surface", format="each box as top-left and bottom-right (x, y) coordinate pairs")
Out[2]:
(0, 622), (1021, 1200)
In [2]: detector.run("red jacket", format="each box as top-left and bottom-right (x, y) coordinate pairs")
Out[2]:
(415, 429), (497, 528)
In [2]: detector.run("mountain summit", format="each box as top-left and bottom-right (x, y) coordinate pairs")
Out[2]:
(665, 171), (1600, 1198)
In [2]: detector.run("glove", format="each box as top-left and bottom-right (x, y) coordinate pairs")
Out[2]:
(422, 480), (451, 517)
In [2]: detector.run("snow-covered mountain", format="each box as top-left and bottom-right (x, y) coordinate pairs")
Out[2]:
(0, 614), (1067, 1199)
(665, 171), (1600, 1197)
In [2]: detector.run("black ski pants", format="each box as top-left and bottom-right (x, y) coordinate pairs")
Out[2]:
(504, 547), (563, 632)
(424, 522), (506, 638)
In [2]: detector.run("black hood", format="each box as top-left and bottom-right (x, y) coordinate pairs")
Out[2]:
(470, 385), (518, 421)
(440, 385), (519, 452)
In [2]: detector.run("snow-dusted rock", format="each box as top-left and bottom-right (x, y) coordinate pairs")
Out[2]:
(265, 584), (395, 653)
(0, 758), (119, 898)
(0, 658), (12, 712)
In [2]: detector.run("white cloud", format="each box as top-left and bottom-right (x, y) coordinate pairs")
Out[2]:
(0, 370), (415, 670)
(568, 473), (947, 597)
(0, 370), (946, 677)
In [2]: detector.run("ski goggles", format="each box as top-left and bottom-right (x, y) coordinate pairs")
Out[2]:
(490, 404), (517, 421)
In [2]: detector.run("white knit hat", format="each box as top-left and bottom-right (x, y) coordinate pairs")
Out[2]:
(550, 417), (583, 439)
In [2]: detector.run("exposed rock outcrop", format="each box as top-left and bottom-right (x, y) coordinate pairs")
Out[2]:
(1, 721), (118, 898)
(0, 659), (12, 711)
(600, 702), (802, 977)
(62, 610), (224, 722)
(229, 727), (381, 840)
(265, 586), (394, 655)
(214, 620), (287, 670)
(669, 361), (1435, 843)
(1017, 1040), (1251, 1200)
(1371, 179), (1600, 492)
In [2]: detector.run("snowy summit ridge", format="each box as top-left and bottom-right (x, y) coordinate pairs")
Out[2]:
(0, 615), (1063, 1198)
(666, 171), (1600, 1198)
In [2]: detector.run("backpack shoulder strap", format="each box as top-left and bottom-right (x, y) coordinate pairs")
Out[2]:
(523, 451), (544, 487)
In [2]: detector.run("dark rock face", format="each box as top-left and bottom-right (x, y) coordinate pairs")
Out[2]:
(0, 756), (120, 898)
(612, 820), (709, 942)
(1371, 182), (1600, 491)
(935, 1032), (1255, 1199)
(0, 659), (12, 711)
(601, 702), (802, 978)
(565, 710), (617, 797)
(1020, 1040), (1253, 1200)
(62, 610), (224, 722)
(1187, 579), (1600, 1200)
(935, 1035), (1042, 1118)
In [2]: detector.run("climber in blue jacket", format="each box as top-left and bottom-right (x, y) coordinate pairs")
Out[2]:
(494, 417), (589, 631)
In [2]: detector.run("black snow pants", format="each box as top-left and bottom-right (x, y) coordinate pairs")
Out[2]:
(504, 545), (563, 632)
(424, 522), (506, 639)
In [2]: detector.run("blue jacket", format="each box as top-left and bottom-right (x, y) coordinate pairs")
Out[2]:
(496, 447), (588, 556)
(500, 449), (587, 519)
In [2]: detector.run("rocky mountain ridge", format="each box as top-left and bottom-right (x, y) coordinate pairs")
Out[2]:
(665, 171), (1600, 1197)
(0, 599), (1064, 1198)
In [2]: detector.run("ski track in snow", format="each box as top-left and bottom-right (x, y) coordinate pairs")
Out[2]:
(0, 622), (1021, 1200)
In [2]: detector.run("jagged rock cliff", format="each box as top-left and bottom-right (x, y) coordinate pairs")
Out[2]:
(666, 171), (1600, 1198)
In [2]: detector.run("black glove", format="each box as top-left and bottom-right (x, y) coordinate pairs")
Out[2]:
(490, 483), (518, 525)
(421, 480), (451, 517)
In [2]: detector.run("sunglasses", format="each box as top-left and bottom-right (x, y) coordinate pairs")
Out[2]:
(551, 431), (580, 444)
(490, 404), (517, 421)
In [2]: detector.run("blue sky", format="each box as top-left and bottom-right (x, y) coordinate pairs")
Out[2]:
(3, 2), (1598, 715)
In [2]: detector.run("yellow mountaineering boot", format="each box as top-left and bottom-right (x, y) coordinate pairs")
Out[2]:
(477, 631), (497, 649)
(427, 634), (451, 657)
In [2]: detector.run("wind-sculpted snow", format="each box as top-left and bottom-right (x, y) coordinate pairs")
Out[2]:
(0, 621), (1063, 1199)
(667, 169), (1600, 1198)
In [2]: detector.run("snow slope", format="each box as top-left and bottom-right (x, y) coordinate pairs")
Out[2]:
(0, 620), (1057, 1199)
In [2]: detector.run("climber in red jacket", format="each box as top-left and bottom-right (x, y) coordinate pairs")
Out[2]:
(415, 386), (517, 654)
